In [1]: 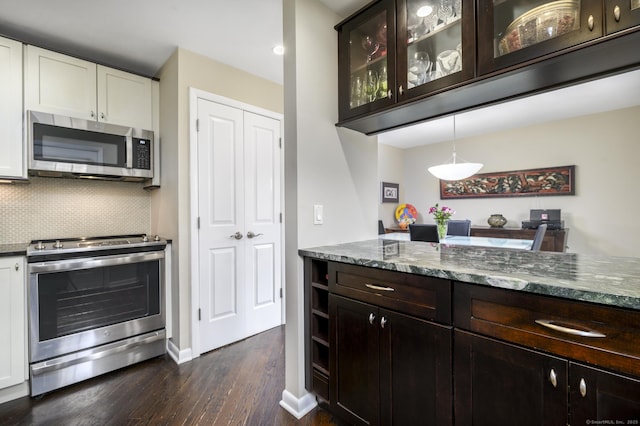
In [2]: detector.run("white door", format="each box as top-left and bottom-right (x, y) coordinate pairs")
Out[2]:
(197, 99), (282, 354)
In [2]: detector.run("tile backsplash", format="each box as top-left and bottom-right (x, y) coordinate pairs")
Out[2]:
(0, 177), (151, 244)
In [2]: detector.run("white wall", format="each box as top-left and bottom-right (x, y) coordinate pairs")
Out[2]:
(398, 105), (640, 257)
(378, 143), (405, 229)
(282, 0), (378, 413)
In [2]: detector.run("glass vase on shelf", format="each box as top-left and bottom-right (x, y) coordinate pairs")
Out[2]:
(437, 221), (448, 240)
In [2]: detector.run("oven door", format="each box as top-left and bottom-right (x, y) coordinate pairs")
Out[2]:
(28, 250), (165, 363)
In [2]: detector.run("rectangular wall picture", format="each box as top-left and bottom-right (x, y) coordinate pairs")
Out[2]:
(440, 165), (575, 199)
(381, 182), (399, 203)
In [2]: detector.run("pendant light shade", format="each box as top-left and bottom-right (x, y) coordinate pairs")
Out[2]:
(428, 116), (483, 181)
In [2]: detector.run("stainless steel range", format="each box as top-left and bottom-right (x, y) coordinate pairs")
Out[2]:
(26, 234), (167, 396)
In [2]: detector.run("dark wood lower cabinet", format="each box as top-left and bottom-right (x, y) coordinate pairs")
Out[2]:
(330, 294), (452, 426)
(570, 363), (640, 424)
(454, 330), (568, 426)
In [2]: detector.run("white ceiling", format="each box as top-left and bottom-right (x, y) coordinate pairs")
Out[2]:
(0, 0), (637, 148)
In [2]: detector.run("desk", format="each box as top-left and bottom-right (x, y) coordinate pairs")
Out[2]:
(471, 227), (568, 252)
(379, 233), (533, 250)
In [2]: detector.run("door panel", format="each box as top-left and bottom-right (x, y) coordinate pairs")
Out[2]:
(197, 99), (282, 354)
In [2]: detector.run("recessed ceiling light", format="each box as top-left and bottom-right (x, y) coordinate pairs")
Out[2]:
(273, 45), (285, 55)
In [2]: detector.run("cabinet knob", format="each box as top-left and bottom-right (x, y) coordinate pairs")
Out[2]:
(614, 5), (621, 21)
(588, 15), (595, 31)
(90, 110), (96, 118)
(579, 378), (587, 397)
(387, 90), (392, 99)
(398, 85), (404, 96)
(15, 263), (19, 271)
(100, 112), (106, 120)
(549, 368), (557, 388)
(380, 316), (387, 328)
(368, 313), (375, 325)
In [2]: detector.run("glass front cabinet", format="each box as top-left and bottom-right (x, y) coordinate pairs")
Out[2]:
(337, 0), (475, 121)
(605, 0), (640, 34)
(477, 0), (603, 75)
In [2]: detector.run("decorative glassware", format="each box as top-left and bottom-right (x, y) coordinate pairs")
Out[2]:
(437, 221), (448, 240)
(410, 51), (431, 85)
(361, 35), (380, 62)
(437, 0), (454, 24)
(364, 69), (379, 103)
(377, 65), (388, 99)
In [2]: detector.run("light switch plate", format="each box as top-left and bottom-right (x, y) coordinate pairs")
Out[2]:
(313, 204), (323, 225)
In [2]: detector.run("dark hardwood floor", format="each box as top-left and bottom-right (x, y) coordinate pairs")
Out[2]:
(0, 326), (340, 426)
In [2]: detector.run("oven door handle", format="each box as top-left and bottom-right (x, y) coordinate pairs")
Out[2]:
(28, 250), (164, 273)
(30, 331), (164, 376)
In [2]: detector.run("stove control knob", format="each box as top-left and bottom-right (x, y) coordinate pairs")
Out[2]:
(53, 240), (63, 249)
(35, 241), (46, 250)
(142, 235), (149, 242)
(154, 235), (161, 241)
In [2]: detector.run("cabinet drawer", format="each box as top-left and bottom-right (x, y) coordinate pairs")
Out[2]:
(454, 282), (640, 378)
(329, 262), (451, 324)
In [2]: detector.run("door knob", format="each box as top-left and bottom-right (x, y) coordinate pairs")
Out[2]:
(229, 232), (243, 240)
(247, 231), (264, 239)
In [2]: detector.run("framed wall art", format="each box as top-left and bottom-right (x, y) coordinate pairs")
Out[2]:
(440, 165), (575, 199)
(381, 182), (399, 203)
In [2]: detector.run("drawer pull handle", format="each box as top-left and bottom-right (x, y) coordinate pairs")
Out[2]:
(369, 313), (376, 325)
(535, 319), (606, 338)
(365, 283), (395, 292)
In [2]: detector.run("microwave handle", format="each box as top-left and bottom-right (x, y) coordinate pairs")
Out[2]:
(126, 135), (133, 169)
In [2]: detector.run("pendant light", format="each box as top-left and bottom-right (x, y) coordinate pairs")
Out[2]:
(428, 115), (483, 181)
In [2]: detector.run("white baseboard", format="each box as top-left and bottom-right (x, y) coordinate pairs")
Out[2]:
(166, 338), (193, 364)
(0, 381), (29, 404)
(279, 389), (317, 419)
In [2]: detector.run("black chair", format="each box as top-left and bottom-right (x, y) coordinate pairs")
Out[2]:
(409, 224), (439, 243)
(530, 224), (548, 251)
(378, 220), (386, 235)
(446, 219), (471, 236)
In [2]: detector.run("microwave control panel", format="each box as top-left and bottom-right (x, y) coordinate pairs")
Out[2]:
(132, 138), (152, 170)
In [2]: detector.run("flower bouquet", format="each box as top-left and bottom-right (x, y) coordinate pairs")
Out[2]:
(429, 203), (455, 239)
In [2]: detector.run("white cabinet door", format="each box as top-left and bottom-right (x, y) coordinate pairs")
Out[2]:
(0, 257), (26, 389)
(97, 65), (153, 129)
(0, 37), (26, 179)
(24, 45), (97, 120)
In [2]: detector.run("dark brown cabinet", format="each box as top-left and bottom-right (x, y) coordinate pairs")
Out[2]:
(605, 0), (640, 34)
(477, 0), (603, 75)
(454, 281), (640, 425)
(470, 226), (568, 252)
(336, 0), (475, 122)
(330, 294), (452, 426)
(454, 331), (568, 426)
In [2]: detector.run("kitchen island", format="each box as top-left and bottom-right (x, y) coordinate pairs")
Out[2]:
(300, 239), (640, 425)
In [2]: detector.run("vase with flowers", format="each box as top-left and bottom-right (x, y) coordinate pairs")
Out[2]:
(429, 203), (455, 240)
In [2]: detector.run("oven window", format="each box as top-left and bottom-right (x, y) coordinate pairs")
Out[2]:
(37, 261), (160, 341)
(33, 123), (127, 167)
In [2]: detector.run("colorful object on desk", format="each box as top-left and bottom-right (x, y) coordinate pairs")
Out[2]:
(395, 203), (418, 222)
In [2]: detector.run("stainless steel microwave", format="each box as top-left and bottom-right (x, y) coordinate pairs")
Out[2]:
(27, 111), (154, 181)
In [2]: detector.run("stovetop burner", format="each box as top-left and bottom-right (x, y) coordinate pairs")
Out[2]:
(27, 234), (165, 257)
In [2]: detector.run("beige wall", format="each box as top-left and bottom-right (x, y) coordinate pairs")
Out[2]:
(154, 48), (284, 350)
(398, 105), (640, 257)
(377, 143), (404, 229)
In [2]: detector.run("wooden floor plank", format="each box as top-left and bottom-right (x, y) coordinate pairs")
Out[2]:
(0, 326), (341, 426)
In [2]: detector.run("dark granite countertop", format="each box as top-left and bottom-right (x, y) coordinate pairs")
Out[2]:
(299, 239), (640, 311)
(0, 243), (28, 257)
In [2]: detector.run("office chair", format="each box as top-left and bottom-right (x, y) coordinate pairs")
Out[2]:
(409, 224), (440, 243)
(446, 219), (471, 236)
(530, 224), (548, 251)
(378, 220), (386, 235)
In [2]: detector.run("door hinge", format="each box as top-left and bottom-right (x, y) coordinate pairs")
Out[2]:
(198, 308), (201, 321)
(196, 118), (200, 132)
(280, 288), (283, 298)
(279, 212), (282, 223)
(279, 137), (282, 149)
(197, 217), (200, 229)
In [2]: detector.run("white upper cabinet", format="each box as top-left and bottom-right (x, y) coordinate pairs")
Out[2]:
(25, 45), (153, 130)
(0, 36), (26, 180)
(97, 65), (153, 129)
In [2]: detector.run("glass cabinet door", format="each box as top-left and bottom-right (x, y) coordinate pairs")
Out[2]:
(338, 0), (396, 120)
(605, 0), (640, 34)
(397, 0), (475, 99)
(478, 0), (602, 75)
